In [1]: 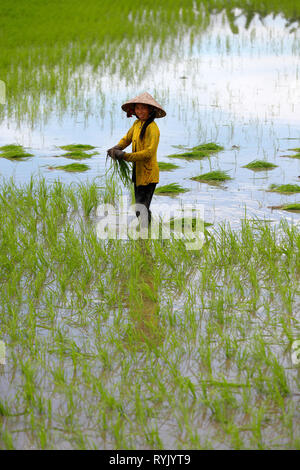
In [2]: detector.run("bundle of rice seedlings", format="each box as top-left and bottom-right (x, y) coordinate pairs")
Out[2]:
(0, 144), (24, 152)
(190, 170), (232, 182)
(167, 150), (210, 160)
(49, 163), (90, 172)
(0, 144), (33, 159)
(106, 154), (132, 187)
(243, 160), (278, 170)
(268, 184), (300, 194)
(282, 203), (300, 212)
(280, 153), (300, 159)
(268, 203), (300, 212)
(191, 143), (224, 152)
(59, 144), (96, 151)
(158, 162), (180, 171)
(155, 183), (189, 195)
(58, 150), (98, 160)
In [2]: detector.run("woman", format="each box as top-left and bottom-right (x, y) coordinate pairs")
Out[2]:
(107, 92), (166, 227)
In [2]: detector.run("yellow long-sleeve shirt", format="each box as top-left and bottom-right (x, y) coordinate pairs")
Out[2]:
(117, 119), (160, 186)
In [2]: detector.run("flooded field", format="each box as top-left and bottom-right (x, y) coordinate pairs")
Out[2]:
(0, 0), (299, 449)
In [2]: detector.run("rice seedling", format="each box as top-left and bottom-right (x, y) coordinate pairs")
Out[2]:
(49, 163), (90, 172)
(190, 143), (224, 152)
(57, 150), (98, 160)
(0, 178), (298, 449)
(268, 184), (300, 194)
(243, 160), (278, 170)
(167, 150), (211, 160)
(281, 203), (300, 212)
(155, 183), (189, 195)
(59, 144), (96, 151)
(169, 217), (213, 230)
(1, 0), (300, 451)
(190, 170), (232, 183)
(0, 144), (24, 152)
(158, 162), (180, 171)
(106, 155), (132, 188)
(169, 143), (224, 160)
(281, 153), (300, 159)
(0, 145), (33, 160)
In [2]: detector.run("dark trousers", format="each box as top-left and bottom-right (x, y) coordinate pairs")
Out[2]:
(134, 182), (157, 226)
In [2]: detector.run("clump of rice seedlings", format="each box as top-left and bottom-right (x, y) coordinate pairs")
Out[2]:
(0, 144), (33, 159)
(59, 144), (96, 151)
(59, 150), (98, 160)
(158, 162), (180, 171)
(167, 150), (211, 160)
(268, 184), (300, 194)
(268, 203), (300, 212)
(190, 142), (224, 152)
(171, 142), (224, 154)
(243, 160), (278, 170)
(288, 148), (300, 152)
(155, 183), (189, 195)
(281, 203), (300, 212)
(190, 170), (232, 183)
(280, 153), (300, 159)
(0, 144), (24, 152)
(49, 163), (89, 172)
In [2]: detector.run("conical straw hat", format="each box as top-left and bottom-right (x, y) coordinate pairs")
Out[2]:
(121, 92), (166, 118)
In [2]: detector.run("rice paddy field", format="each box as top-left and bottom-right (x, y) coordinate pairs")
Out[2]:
(0, 0), (299, 450)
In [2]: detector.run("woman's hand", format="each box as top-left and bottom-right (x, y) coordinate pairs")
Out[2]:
(113, 149), (125, 159)
(107, 145), (122, 160)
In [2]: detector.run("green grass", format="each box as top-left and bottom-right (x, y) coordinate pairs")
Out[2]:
(0, 177), (299, 449)
(191, 170), (232, 182)
(155, 183), (189, 195)
(158, 162), (180, 171)
(243, 160), (278, 170)
(59, 144), (96, 151)
(169, 217), (213, 230)
(49, 163), (90, 172)
(268, 184), (300, 194)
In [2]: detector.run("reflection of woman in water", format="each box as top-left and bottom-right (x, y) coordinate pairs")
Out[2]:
(107, 92), (166, 227)
(123, 240), (164, 349)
